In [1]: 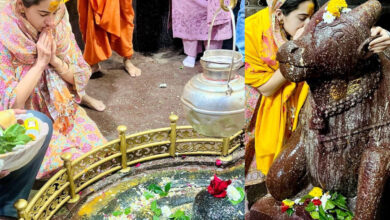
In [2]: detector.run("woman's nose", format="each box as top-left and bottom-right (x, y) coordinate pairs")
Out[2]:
(45, 16), (55, 27)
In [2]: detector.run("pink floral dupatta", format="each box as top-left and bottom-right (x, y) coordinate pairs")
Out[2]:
(0, 0), (91, 134)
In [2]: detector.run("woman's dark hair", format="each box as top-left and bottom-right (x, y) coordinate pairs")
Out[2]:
(280, 0), (318, 15)
(22, 0), (43, 8)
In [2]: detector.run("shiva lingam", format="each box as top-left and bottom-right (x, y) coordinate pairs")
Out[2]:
(181, 0), (244, 138)
(250, 0), (390, 219)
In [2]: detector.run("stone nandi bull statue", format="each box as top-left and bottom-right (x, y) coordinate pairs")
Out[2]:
(252, 0), (390, 219)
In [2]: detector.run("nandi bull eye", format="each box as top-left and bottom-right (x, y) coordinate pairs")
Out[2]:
(330, 30), (345, 41)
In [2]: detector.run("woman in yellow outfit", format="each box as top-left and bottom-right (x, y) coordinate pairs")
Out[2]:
(245, 0), (390, 176)
(245, 0), (316, 175)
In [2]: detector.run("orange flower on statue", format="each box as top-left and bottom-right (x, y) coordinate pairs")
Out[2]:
(48, 0), (69, 12)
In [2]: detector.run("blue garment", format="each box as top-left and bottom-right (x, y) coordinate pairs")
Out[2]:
(0, 111), (53, 218)
(236, 0), (245, 61)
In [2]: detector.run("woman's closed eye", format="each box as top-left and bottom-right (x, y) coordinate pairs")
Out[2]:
(298, 15), (308, 22)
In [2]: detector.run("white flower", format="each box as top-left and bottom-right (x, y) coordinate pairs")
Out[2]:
(320, 192), (331, 209)
(161, 206), (172, 217)
(341, 8), (351, 14)
(107, 216), (127, 220)
(130, 203), (141, 211)
(294, 198), (303, 205)
(323, 11), (336, 24)
(226, 185), (241, 201)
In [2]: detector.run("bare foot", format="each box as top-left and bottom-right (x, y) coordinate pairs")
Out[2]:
(124, 58), (141, 77)
(81, 94), (106, 112)
(91, 63), (101, 74)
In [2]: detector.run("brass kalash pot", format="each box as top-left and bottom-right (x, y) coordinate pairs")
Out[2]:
(181, 0), (244, 137)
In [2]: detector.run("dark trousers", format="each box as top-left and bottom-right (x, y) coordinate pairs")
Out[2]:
(0, 111), (53, 218)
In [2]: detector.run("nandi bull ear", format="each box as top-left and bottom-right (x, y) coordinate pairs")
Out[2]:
(357, 35), (379, 60)
(345, 0), (382, 60)
(344, 0), (381, 31)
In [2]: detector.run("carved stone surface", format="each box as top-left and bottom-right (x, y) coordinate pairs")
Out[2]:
(253, 1), (390, 219)
(192, 189), (245, 220)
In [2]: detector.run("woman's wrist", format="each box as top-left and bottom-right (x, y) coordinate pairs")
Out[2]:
(52, 57), (69, 74)
(51, 56), (62, 69)
(33, 61), (47, 73)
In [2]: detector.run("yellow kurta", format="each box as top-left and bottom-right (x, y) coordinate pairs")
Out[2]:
(245, 8), (309, 175)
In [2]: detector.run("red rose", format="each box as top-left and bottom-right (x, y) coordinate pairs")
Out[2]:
(207, 174), (232, 198)
(312, 199), (322, 206)
(281, 203), (289, 213)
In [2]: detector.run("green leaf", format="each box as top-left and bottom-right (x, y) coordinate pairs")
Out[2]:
(286, 208), (294, 216)
(124, 208), (131, 215)
(305, 202), (316, 212)
(333, 194), (347, 210)
(148, 184), (164, 194)
(170, 210), (185, 218)
(177, 216), (191, 220)
(333, 199), (348, 211)
(0, 124), (32, 154)
(155, 208), (162, 217)
(345, 216), (353, 220)
(335, 209), (347, 219)
(151, 200), (157, 211)
(151, 200), (161, 217)
(15, 134), (32, 143)
(302, 194), (314, 200)
(143, 191), (155, 200)
(4, 124), (25, 137)
(331, 192), (339, 200)
(326, 214), (335, 220)
(153, 215), (159, 220)
(164, 182), (172, 193)
(112, 210), (122, 216)
(310, 211), (320, 219)
(159, 191), (168, 197)
(319, 205), (327, 220)
(325, 200), (335, 211)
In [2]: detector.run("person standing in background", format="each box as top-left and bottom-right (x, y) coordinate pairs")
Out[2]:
(78, 0), (141, 77)
(236, 0), (245, 61)
(172, 0), (233, 68)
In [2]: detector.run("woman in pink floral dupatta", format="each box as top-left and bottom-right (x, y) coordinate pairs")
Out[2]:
(171, 0), (233, 68)
(0, 0), (106, 179)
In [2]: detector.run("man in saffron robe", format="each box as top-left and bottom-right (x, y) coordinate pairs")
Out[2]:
(78, 0), (141, 78)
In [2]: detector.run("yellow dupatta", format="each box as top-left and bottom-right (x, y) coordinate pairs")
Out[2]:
(245, 4), (309, 175)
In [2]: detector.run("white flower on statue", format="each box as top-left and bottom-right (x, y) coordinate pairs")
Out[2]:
(323, 11), (336, 24)
(320, 192), (332, 209)
(161, 206), (172, 217)
(341, 8), (351, 14)
(226, 185), (241, 201)
(294, 198), (303, 205)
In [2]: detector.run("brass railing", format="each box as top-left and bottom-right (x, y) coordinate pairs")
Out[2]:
(14, 114), (243, 220)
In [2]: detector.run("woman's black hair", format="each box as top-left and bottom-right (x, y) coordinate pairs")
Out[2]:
(280, 0), (318, 16)
(21, 0), (43, 8)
